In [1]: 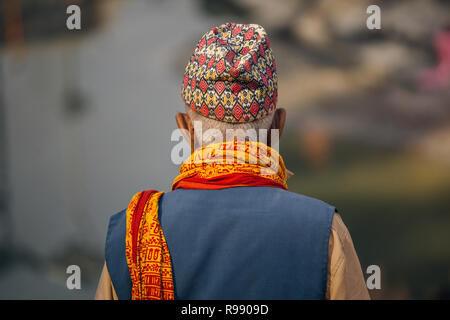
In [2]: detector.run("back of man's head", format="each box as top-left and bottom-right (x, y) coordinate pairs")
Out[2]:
(179, 23), (282, 147)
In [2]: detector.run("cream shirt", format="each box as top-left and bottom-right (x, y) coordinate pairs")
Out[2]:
(95, 212), (370, 300)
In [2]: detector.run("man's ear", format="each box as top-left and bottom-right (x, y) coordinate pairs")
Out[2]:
(175, 112), (195, 153)
(270, 108), (286, 138)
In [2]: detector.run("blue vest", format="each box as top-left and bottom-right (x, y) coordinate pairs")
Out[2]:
(105, 186), (334, 299)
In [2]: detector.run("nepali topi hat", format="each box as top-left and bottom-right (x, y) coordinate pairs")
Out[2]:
(181, 22), (277, 123)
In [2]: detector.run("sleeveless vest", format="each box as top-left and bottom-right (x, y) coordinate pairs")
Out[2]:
(105, 186), (334, 299)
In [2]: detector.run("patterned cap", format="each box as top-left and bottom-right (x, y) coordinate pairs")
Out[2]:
(181, 23), (277, 123)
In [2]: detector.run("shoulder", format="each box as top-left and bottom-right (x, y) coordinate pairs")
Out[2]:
(105, 209), (126, 244)
(109, 208), (126, 226)
(271, 188), (336, 219)
(105, 209), (126, 252)
(280, 189), (334, 208)
(105, 209), (127, 270)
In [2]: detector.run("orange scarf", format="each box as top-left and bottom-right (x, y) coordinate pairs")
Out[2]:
(125, 141), (287, 299)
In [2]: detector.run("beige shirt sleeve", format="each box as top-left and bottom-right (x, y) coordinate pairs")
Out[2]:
(95, 212), (370, 300)
(94, 262), (119, 300)
(326, 213), (371, 300)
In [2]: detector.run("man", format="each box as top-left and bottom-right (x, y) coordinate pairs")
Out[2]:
(95, 23), (370, 300)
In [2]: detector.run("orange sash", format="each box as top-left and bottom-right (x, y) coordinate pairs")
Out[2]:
(125, 141), (287, 299)
(172, 140), (287, 190)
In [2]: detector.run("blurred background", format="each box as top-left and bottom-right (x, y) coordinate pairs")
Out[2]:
(0, 0), (449, 299)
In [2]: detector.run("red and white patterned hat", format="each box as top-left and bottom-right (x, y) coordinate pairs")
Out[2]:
(181, 23), (277, 123)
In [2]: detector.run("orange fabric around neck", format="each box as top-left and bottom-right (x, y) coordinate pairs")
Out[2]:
(172, 140), (288, 190)
(125, 141), (287, 300)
